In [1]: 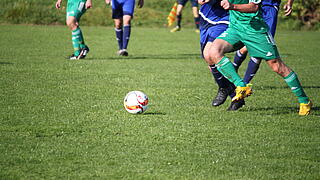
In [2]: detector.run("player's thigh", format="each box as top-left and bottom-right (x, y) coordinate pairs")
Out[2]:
(216, 27), (244, 53)
(66, 0), (86, 21)
(242, 32), (280, 60)
(262, 5), (279, 37)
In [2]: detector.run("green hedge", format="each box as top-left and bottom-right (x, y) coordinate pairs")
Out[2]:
(0, 0), (194, 27)
(0, 0), (319, 30)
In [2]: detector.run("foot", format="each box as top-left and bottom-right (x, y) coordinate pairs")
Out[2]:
(227, 99), (245, 111)
(299, 101), (312, 116)
(68, 54), (81, 60)
(118, 49), (129, 56)
(195, 29), (200, 33)
(79, 46), (90, 59)
(170, 26), (181, 32)
(232, 86), (253, 102)
(212, 87), (234, 106)
(68, 46), (90, 60)
(120, 49), (129, 56)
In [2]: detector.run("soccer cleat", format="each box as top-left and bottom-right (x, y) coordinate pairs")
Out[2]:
(79, 46), (90, 59)
(170, 26), (181, 32)
(212, 87), (234, 106)
(118, 49), (129, 56)
(120, 49), (129, 56)
(299, 101), (312, 116)
(68, 54), (80, 60)
(195, 29), (200, 33)
(68, 46), (90, 60)
(231, 86), (253, 102)
(227, 99), (245, 111)
(117, 49), (123, 56)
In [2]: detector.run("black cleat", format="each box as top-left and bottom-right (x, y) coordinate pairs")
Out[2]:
(68, 46), (89, 60)
(212, 87), (233, 106)
(80, 46), (90, 59)
(227, 99), (245, 111)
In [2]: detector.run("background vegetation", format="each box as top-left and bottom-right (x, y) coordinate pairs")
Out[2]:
(0, 0), (319, 30)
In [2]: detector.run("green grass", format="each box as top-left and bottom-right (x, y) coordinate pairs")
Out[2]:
(0, 25), (319, 179)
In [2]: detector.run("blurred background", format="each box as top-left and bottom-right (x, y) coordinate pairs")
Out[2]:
(0, 0), (319, 30)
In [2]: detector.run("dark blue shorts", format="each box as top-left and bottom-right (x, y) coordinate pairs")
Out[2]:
(261, 5), (279, 37)
(200, 23), (228, 54)
(112, 0), (135, 19)
(177, 0), (198, 7)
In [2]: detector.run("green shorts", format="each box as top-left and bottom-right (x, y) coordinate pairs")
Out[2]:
(66, 0), (87, 21)
(217, 27), (280, 60)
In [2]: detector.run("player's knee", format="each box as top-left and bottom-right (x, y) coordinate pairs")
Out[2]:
(114, 19), (122, 29)
(268, 58), (287, 76)
(66, 19), (77, 30)
(209, 49), (223, 64)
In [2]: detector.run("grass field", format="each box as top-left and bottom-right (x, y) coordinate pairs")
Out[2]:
(0, 25), (320, 179)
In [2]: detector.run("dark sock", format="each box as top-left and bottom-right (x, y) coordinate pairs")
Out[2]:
(115, 28), (123, 50)
(177, 14), (182, 28)
(194, 17), (200, 29)
(209, 65), (236, 98)
(233, 50), (247, 71)
(123, 25), (131, 50)
(243, 57), (261, 83)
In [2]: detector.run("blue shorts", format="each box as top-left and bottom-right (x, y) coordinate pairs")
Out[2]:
(112, 0), (135, 19)
(261, 5), (279, 37)
(200, 24), (228, 55)
(177, 0), (198, 7)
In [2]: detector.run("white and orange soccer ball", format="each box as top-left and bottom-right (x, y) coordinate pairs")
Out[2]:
(124, 91), (149, 114)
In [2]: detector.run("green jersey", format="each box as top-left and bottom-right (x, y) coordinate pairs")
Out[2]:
(229, 0), (268, 33)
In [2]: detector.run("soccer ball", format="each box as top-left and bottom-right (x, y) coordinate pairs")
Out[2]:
(124, 91), (149, 114)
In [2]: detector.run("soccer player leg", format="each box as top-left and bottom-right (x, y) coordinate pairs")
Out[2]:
(121, 0), (135, 55)
(112, 1), (124, 54)
(171, 0), (186, 32)
(201, 25), (235, 106)
(243, 56), (262, 84)
(191, 0), (200, 31)
(266, 58), (311, 115)
(210, 29), (252, 102)
(233, 46), (248, 72)
(211, 29), (246, 88)
(246, 32), (311, 115)
(66, 0), (87, 59)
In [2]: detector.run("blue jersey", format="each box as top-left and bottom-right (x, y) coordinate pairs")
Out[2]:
(199, 0), (229, 30)
(262, 0), (281, 7)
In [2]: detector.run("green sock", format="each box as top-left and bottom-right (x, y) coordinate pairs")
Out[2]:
(72, 27), (85, 56)
(216, 56), (246, 87)
(284, 71), (309, 104)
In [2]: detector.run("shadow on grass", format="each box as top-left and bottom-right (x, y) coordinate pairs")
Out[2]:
(241, 106), (319, 116)
(0, 62), (13, 65)
(254, 85), (320, 90)
(85, 53), (201, 61)
(143, 112), (166, 115)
